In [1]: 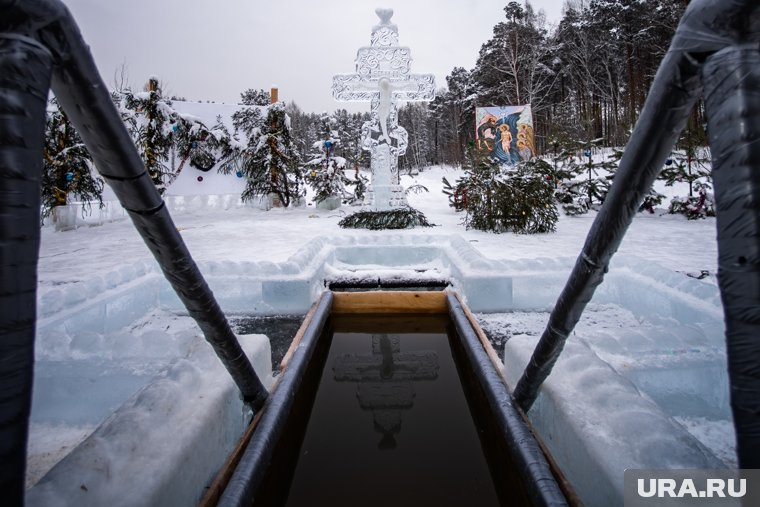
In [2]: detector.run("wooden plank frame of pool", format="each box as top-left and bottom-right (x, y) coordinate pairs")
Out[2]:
(206, 290), (579, 507)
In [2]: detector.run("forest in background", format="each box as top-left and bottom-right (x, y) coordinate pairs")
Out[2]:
(384, 0), (700, 170)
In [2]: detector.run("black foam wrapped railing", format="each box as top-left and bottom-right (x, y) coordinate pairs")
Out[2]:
(513, 0), (760, 471)
(0, 1), (269, 501)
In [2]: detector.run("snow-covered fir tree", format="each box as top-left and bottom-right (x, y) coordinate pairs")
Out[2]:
(232, 88), (266, 140)
(208, 115), (246, 176)
(304, 113), (350, 204)
(170, 114), (220, 174)
(113, 78), (248, 190)
(329, 109), (370, 204)
(115, 77), (176, 194)
(444, 148), (558, 233)
(668, 183), (715, 219)
(237, 102), (303, 206)
(660, 142), (713, 218)
(331, 109), (370, 171)
(553, 142), (665, 215)
(239, 88), (271, 106)
(42, 98), (104, 218)
(552, 140), (614, 215)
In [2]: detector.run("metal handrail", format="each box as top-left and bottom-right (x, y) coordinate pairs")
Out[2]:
(0, 1), (268, 502)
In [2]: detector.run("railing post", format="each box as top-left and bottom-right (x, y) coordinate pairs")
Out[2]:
(0, 33), (53, 505)
(703, 45), (760, 468)
(1, 0), (269, 410)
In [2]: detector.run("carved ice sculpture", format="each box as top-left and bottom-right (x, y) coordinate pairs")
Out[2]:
(333, 8), (436, 211)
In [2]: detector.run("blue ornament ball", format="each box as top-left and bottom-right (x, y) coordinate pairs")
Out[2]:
(236, 171), (243, 178)
(65, 172), (74, 182)
(583, 149), (592, 157)
(665, 159), (673, 166)
(191, 141), (198, 149)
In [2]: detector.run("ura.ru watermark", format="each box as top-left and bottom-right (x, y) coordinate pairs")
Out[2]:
(624, 469), (759, 506)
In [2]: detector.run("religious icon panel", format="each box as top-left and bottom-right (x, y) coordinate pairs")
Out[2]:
(475, 105), (534, 164)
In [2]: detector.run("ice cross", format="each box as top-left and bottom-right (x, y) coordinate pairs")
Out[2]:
(332, 8), (436, 211)
(333, 334), (439, 448)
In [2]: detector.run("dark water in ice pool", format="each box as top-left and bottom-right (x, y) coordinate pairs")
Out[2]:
(230, 315), (304, 374)
(280, 315), (501, 507)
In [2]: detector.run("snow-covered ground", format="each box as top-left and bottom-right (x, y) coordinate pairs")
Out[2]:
(27, 162), (728, 506)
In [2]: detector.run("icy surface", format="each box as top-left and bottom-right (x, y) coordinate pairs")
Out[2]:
(27, 307), (273, 506)
(498, 301), (732, 506)
(31, 159), (727, 506)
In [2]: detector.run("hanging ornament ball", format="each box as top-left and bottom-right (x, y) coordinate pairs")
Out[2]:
(311, 169), (317, 178)
(235, 171), (243, 178)
(583, 149), (592, 157)
(324, 140), (333, 149)
(197, 176), (204, 182)
(171, 124), (179, 133)
(665, 159), (673, 166)
(191, 141), (198, 149)
(65, 172), (74, 182)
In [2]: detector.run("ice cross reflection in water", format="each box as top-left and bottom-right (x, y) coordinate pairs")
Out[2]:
(332, 8), (436, 210)
(333, 334), (439, 449)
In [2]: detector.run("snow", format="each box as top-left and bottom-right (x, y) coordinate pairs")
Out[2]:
(27, 122), (730, 506)
(500, 295), (730, 505)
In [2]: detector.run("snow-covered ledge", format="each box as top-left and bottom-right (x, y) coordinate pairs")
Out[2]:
(503, 336), (726, 507)
(27, 334), (272, 507)
(36, 234), (724, 331)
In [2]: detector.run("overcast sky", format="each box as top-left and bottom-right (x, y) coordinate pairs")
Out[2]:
(63, 0), (565, 113)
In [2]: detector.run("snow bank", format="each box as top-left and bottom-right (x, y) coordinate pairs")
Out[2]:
(36, 234), (520, 320)
(498, 257), (730, 506)
(504, 335), (725, 507)
(27, 334), (272, 507)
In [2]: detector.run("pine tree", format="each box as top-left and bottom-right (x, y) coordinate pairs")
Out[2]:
(117, 77), (177, 194)
(450, 148), (558, 234)
(232, 103), (264, 140)
(239, 88), (271, 106)
(331, 109), (370, 171)
(171, 116), (217, 174)
(238, 102), (303, 207)
(209, 115), (246, 177)
(668, 183), (715, 219)
(553, 139), (614, 214)
(42, 98), (104, 218)
(304, 113), (349, 204)
(661, 132), (714, 219)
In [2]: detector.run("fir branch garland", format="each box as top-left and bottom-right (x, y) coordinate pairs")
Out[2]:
(338, 207), (434, 230)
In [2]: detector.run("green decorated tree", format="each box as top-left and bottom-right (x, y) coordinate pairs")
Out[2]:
(304, 114), (351, 205)
(170, 116), (219, 174)
(42, 98), (104, 218)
